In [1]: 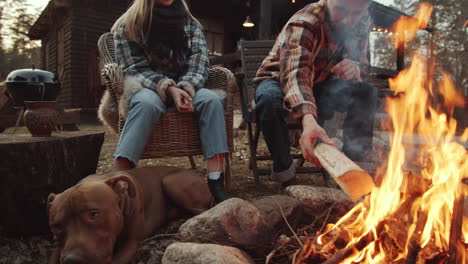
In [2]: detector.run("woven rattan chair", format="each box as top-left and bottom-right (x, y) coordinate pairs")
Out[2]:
(97, 32), (234, 190)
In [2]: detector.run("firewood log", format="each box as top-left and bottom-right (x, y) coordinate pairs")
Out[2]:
(314, 143), (375, 200)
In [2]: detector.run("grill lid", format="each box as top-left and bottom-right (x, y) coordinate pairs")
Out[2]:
(6, 68), (58, 84)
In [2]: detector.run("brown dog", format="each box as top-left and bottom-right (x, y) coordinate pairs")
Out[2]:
(47, 166), (212, 264)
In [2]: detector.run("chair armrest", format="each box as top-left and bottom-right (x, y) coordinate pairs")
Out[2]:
(101, 63), (125, 132)
(205, 66), (236, 112)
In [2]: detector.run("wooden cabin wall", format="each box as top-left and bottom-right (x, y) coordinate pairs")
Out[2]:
(188, 0), (247, 54)
(66, 0), (129, 108)
(57, 15), (73, 107)
(36, 7), (72, 107)
(45, 32), (57, 73)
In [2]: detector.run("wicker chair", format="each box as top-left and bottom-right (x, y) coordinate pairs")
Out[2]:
(97, 32), (235, 190)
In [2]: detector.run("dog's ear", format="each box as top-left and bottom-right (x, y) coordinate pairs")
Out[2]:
(47, 193), (56, 216)
(105, 175), (136, 198)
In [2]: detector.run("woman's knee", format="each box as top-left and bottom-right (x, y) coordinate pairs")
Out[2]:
(129, 89), (166, 114)
(194, 88), (224, 109)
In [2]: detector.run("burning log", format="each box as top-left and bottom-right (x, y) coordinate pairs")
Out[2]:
(448, 183), (465, 264)
(320, 226), (381, 264)
(405, 209), (429, 264)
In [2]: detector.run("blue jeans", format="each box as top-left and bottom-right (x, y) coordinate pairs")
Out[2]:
(114, 88), (229, 165)
(254, 78), (377, 170)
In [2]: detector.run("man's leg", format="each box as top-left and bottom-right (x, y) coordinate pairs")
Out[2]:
(113, 88), (167, 170)
(254, 79), (294, 182)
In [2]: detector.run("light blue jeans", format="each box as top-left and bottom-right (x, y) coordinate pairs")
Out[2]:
(114, 88), (229, 166)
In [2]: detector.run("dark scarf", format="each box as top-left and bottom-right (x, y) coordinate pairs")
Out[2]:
(147, 0), (189, 72)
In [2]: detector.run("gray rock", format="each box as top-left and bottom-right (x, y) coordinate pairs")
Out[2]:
(177, 198), (270, 246)
(285, 185), (354, 222)
(162, 242), (255, 264)
(252, 195), (302, 234)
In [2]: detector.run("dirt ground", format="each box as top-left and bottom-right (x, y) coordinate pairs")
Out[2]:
(96, 111), (326, 197)
(0, 111), (327, 264)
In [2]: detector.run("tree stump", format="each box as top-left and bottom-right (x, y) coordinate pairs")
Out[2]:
(0, 131), (105, 236)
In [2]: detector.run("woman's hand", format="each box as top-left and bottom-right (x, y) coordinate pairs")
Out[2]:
(300, 114), (334, 166)
(331, 59), (361, 81)
(168, 86), (194, 112)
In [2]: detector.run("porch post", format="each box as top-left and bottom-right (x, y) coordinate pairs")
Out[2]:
(259, 0), (272, 39)
(396, 41), (405, 71)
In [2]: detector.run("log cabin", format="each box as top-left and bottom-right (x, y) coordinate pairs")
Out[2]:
(28, 0), (407, 109)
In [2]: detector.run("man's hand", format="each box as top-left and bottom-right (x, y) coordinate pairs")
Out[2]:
(331, 59), (361, 81)
(168, 86), (194, 112)
(300, 114), (334, 166)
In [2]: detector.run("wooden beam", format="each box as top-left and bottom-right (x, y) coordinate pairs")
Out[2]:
(209, 50), (240, 66)
(259, 0), (272, 39)
(54, 0), (72, 8)
(397, 41), (405, 71)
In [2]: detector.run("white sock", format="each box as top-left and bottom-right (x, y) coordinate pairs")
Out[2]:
(208, 171), (222, 180)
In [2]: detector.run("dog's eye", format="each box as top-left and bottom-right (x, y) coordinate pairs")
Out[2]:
(87, 210), (100, 221)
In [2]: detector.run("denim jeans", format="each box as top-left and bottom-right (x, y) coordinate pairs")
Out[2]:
(114, 88), (228, 165)
(254, 78), (377, 169)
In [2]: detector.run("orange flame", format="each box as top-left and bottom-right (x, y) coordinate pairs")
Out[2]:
(305, 2), (468, 263)
(391, 2), (433, 47)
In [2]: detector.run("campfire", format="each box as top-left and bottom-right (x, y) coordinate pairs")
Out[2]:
(292, 3), (467, 263)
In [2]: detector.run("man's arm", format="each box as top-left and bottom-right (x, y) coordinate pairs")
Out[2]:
(279, 19), (321, 120)
(300, 114), (334, 166)
(278, 19), (334, 165)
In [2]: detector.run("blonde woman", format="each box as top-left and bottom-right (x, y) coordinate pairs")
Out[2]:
(111, 0), (230, 202)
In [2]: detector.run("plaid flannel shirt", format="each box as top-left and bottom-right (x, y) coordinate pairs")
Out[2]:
(113, 18), (209, 96)
(253, 0), (371, 119)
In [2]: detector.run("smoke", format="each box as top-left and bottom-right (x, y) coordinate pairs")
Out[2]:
(316, 79), (377, 163)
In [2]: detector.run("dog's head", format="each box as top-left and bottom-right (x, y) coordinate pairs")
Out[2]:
(48, 175), (136, 264)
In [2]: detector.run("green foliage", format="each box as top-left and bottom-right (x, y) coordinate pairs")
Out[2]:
(0, 0), (41, 80)
(430, 0), (467, 88)
(0, 0), (6, 74)
(371, 0), (467, 89)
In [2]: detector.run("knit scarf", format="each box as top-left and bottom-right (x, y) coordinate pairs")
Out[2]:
(147, 0), (188, 72)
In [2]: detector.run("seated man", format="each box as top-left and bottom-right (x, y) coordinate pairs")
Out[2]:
(253, 0), (377, 183)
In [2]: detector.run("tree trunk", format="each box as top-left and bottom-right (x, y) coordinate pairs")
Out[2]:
(0, 131), (104, 236)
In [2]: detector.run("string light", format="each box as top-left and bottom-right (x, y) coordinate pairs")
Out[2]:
(372, 26), (398, 36)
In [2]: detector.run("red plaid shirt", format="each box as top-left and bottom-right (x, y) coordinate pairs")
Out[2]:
(253, 0), (371, 119)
